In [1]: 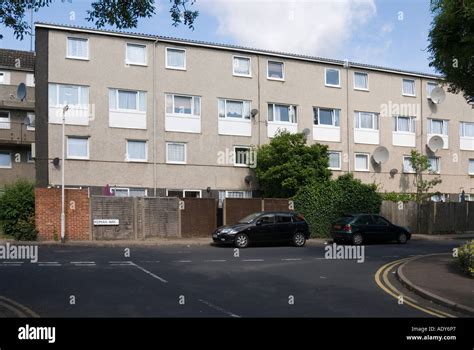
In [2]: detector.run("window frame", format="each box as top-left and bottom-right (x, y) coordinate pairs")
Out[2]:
(26, 73), (35, 87)
(268, 103), (297, 124)
(125, 42), (147, 66)
(27, 150), (34, 163)
(166, 94), (201, 117)
(49, 83), (89, 108)
(66, 136), (89, 160)
(233, 146), (251, 167)
(354, 153), (370, 172)
(460, 122), (474, 138)
(393, 115), (416, 133)
(267, 60), (285, 81)
(328, 151), (342, 170)
(0, 151), (12, 169)
(402, 78), (416, 97)
(165, 47), (186, 70)
(126, 140), (148, 162)
(314, 107), (340, 127)
(325, 68), (341, 88)
(232, 55), (252, 77)
(26, 112), (35, 131)
(426, 82), (437, 98)
(218, 98), (251, 120)
(109, 88), (147, 113)
(428, 157), (440, 174)
(353, 71), (369, 91)
(166, 142), (187, 164)
(469, 159), (474, 175)
(354, 111), (378, 130)
(66, 36), (89, 60)
(0, 111), (11, 130)
(428, 118), (448, 135)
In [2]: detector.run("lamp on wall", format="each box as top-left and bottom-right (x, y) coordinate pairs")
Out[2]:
(206, 186), (211, 193)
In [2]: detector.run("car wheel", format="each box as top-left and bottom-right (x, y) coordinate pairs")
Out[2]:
(234, 233), (249, 248)
(352, 233), (363, 245)
(292, 232), (306, 247)
(397, 232), (408, 244)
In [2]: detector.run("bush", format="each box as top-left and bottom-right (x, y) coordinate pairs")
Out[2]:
(382, 192), (416, 202)
(293, 173), (382, 237)
(0, 180), (37, 241)
(457, 240), (474, 277)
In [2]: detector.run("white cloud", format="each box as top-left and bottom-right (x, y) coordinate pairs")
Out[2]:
(201, 0), (376, 57)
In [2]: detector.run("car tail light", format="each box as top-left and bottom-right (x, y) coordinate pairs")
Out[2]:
(343, 224), (351, 232)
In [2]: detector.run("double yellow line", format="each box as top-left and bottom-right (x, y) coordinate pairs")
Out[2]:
(374, 257), (455, 318)
(0, 295), (39, 318)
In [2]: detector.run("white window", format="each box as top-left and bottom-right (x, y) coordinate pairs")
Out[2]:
(354, 112), (378, 130)
(426, 82), (437, 98)
(225, 191), (252, 198)
(460, 122), (474, 137)
(0, 71), (10, 85)
(268, 104), (297, 123)
(166, 47), (186, 70)
(0, 151), (12, 168)
(126, 140), (147, 162)
(393, 116), (416, 133)
(0, 111), (10, 129)
(26, 112), (35, 131)
(67, 137), (89, 159)
(355, 153), (369, 171)
(428, 157), (440, 173)
(314, 107), (340, 126)
(112, 188), (130, 197)
(233, 56), (251, 77)
(325, 68), (340, 87)
(403, 156), (415, 173)
(328, 151), (341, 170)
(234, 146), (251, 167)
(27, 151), (34, 163)
(402, 79), (416, 96)
(130, 188), (148, 197)
(67, 37), (89, 59)
(49, 83), (89, 107)
(428, 119), (448, 135)
(109, 89), (146, 112)
(166, 189), (201, 198)
(267, 61), (284, 80)
(469, 159), (474, 175)
(26, 73), (35, 87)
(166, 142), (186, 164)
(218, 99), (251, 119)
(354, 72), (368, 90)
(166, 94), (200, 116)
(126, 43), (147, 65)
(0, 72), (4, 84)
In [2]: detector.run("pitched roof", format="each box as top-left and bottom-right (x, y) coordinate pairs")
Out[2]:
(35, 22), (442, 79)
(0, 49), (35, 71)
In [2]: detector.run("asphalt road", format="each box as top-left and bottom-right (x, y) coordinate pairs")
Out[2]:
(0, 238), (468, 317)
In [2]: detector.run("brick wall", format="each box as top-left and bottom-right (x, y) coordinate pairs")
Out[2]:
(35, 188), (90, 241)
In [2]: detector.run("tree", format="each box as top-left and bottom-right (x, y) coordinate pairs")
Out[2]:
(409, 149), (442, 202)
(254, 131), (331, 198)
(0, 0), (199, 40)
(428, 0), (474, 101)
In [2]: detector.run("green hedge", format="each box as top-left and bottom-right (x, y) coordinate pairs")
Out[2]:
(382, 192), (416, 202)
(293, 173), (382, 238)
(457, 240), (474, 277)
(0, 180), (37, 241)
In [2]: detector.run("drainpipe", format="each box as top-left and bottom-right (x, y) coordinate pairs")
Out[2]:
(152, 38), (158, 197)
(345, 60), (350, 173)
(257, 55), (261, 147)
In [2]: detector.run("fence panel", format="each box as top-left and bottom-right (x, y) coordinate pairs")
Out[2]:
(143, 197), (180, 238)
(263, 198), (291, 212)
(181, 198), (217, 237)
(91, 196), (134, 240)
(224, 198), (262, 225)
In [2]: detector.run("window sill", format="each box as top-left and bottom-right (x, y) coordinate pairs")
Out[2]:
(126, 160), (148, 163)
(166, 161), (186, 165)
(166, 114), (200, 119)
(66, 157), (89, 161)
(402, 93), (416, 98)
(126, 61), (148, 67)
(220, 118), (251, 123)
(267, 77), (285, 81)
(354, 169), (370, 172)
(233, 73), (252, 78)
(166, 66), (186, 71)
(329, 167), (341, 171)
(354, 87), (369, 92)
(66, 56), (89, 61)
(0, 166), (12, 169)
(314, 124), (340, 129)
(325, 84), (341, 88)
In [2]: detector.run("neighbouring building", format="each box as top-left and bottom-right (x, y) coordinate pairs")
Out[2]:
(0, 49), (36, 190)
(34, 23), (474, 202)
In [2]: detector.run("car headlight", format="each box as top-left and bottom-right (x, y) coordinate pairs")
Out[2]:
(221, 228), (239, 234)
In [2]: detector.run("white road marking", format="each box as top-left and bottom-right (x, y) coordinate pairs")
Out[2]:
(71, 261), (96, 266)
(281, 258), (302, 261)
(242, 259), (264, 262)
(320, 276), (327, 279)
(1, 261), (24, 264)
(0, 263), (22, 267)
(130, 262), (168, 283)
(314, 257), (325, 260)
(38, 263), (61, 267)
(205, 259), (227, 262)
(175, 260), (192, 263)
(198, 299), (241, 318)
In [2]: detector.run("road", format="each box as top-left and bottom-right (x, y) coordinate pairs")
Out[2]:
(0, 238), (468, 317)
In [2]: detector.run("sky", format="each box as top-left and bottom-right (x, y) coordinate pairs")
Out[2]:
(0, 0), (435, 74)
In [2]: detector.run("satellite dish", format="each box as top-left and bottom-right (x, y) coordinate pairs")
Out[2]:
(372, 146), (389, 164)
(52, 157), (60, 167)
(427, 135), (444, 152)
(302, 128), (311, 137)
(389, 168), (398, 178)
(429, 87), (445, 104)
(251, 109), (259, 117)
(17, 83), (27, 101)
(244, 175), (253, 184)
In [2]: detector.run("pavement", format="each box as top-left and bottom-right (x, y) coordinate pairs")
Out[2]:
(396, 253), (474, 316)
(0, 238), (470, 317)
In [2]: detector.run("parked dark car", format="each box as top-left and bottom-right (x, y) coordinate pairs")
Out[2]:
(331, 214), (411, 245)
(212, 212), (310, 248)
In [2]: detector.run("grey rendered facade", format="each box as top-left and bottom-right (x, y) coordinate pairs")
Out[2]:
(0, 49), (36, 189)
(35, 23), (474, 201)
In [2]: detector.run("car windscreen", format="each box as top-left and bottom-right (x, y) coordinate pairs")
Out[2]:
(333, 216), (354, 224)
(238, 213), (261, 224)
